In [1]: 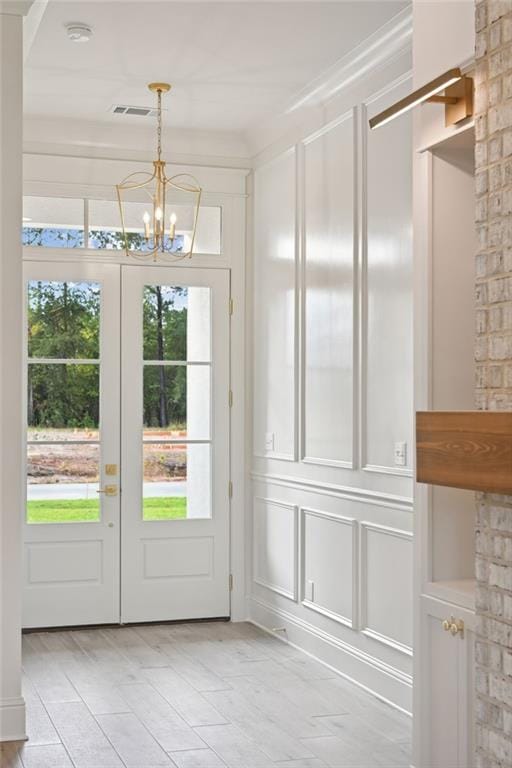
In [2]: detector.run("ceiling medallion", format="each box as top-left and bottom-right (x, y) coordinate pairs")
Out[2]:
(116, 83), (202, 262)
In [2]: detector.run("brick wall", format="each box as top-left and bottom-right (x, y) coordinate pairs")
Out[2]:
(475, 1), (512, 765)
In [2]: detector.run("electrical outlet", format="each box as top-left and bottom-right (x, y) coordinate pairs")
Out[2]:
(305, 579), (315, 602)
(265, 432), (275, 452)
(394, 441), (407, 467)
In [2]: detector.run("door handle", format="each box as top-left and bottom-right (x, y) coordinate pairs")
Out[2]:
(96, 484), (118, 497)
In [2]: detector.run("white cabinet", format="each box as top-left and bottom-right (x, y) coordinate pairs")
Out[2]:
(418, 596), (475, 768)
(413, 109), (476, 768)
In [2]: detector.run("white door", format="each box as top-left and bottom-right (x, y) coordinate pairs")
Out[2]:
(120, 266), (230, 622)
(23, 262), (120, 628)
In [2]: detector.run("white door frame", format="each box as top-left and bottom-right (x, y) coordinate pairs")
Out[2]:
(21, 190), (247, 622)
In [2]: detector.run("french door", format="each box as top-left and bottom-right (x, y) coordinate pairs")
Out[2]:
(22, 261), (230, 628)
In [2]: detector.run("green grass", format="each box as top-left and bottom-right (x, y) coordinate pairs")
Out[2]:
(143, 497), (187, 521)
(27, 497), (187, 523)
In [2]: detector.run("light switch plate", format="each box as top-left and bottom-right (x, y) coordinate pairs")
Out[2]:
(306, 579), (314, 602)
(265, 432), (275, 452)
(394, 441), (407, 467)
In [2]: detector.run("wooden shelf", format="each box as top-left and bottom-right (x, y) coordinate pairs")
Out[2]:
(416, 411), (512, 494)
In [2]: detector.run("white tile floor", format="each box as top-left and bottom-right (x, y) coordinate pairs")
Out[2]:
(1, 622), (411, 767)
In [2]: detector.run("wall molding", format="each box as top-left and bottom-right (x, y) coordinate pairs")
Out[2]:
(252, 497), (298, 601)
(249, 595), (412, 715)
(300, 507), (357, 629)
(360, 522), (413, 656)
(359, 75), (414, 478)
(299, 107), (356, 470)
(250, 471), (413, 513)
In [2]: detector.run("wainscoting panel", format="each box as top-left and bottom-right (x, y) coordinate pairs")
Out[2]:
(301, 507), (356, 627)
(362, 76), (413, 475)
(253, 148), (297, 461)
(253, 497), (298, 600)
(302, 111), (355, 467)
(361, 522), (413, 653)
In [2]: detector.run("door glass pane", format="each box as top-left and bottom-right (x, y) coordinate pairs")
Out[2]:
(28, 280), (100, 358)
(142, 443), (211, 520)
(23, 196), (85, 248)
(27, 443), (100, 523)
(28, 364), (99, 440)
(143, 285), (211, 362)
(143, 364), (210, 440)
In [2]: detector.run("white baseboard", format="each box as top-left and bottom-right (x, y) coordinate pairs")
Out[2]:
(0, 696), (26, 742)
(248, 595), (412, 715)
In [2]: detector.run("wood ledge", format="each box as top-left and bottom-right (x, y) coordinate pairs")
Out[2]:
(416, 411), (512, 494)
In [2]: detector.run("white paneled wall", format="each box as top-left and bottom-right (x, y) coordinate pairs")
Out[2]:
(249, 54), (414, 713)
(363, 80), (413, 474)
(302, 112), (354, 467)
(253, 149), (297, 460)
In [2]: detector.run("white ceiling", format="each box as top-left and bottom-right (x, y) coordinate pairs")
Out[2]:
(25, 1), (408, 135)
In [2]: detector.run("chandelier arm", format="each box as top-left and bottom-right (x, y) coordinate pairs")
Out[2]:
(187, 188), (202, 258)
(117, 168), (158, 192)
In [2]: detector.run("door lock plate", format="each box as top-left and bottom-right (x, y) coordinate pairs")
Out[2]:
(105, 464), (117, 476)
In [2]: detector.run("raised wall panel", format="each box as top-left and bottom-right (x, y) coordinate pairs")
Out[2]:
(361, 523), (412, 652)
(302, 113), (354, 466)
(253, 497), (297, 600)
(301, 508), (356, 626)
(253, 150), (296, 460)
(364, 80), (413, 473)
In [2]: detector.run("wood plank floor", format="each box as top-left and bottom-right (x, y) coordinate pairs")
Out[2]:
(1, 622), (411, 768)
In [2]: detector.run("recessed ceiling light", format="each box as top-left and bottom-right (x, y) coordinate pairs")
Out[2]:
(65, 23), (93, 43)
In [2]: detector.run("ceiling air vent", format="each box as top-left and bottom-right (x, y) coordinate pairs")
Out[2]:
(110, 105), (161, 117)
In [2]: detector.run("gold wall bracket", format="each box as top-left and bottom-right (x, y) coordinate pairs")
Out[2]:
(427, 76), (473, 127)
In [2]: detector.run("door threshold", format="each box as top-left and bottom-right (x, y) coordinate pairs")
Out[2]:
(22, 616), (231, 633)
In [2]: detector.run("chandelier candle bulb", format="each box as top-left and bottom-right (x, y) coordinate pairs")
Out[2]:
(170, 212), (177, 240)
(143, 211), (150, 240)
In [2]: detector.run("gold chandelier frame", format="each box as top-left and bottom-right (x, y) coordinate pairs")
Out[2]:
(116, 83), (202, 261)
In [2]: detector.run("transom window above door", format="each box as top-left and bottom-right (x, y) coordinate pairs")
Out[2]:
(22, 195), (222, 255)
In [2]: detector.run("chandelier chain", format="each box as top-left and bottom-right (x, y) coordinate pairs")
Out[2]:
(157, 88), (162, 162)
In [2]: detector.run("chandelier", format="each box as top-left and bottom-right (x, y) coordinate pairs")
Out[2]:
(116, 83), (202, 261)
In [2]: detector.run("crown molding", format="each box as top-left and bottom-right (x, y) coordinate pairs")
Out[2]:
(286, 5), (412, 113)
(246, 5), (412, 158)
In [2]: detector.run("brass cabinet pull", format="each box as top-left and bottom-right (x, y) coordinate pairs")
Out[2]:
(442, 616), (464, 638)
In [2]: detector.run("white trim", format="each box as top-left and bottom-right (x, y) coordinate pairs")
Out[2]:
(300, 507), (357, 629)
(363, 464), (414, 478)
(252, 497), (298, 602)
(0, 697), (26, 743)
(252, 451), (296, 463)
(249, 595), (412, 715)
(301, 456), (354, 470)
(360, 522), (413, 656)
(302, 109), (354, 146)
(250, 471), (413, 513)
